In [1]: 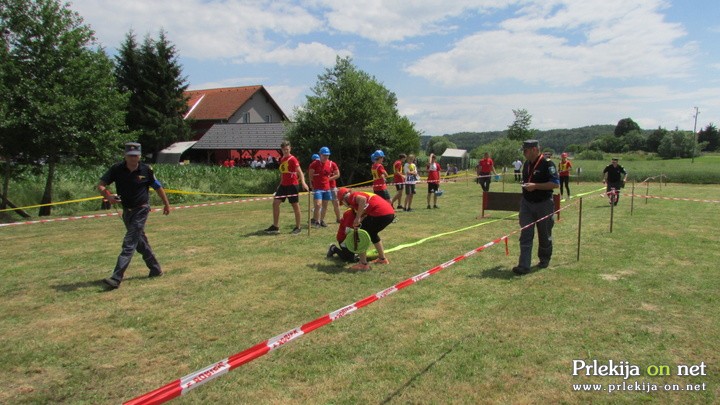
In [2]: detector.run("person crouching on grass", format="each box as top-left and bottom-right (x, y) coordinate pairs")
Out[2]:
(337, 187), (395, 270)
(326, 207), (359, 262)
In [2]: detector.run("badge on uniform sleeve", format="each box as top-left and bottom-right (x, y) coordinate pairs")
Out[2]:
(549, 165), (557, 175)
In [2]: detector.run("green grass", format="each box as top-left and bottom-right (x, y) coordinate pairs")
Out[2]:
(1, 178), (719, 404)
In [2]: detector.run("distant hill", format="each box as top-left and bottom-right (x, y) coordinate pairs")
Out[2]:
(422, 125), (617, 152)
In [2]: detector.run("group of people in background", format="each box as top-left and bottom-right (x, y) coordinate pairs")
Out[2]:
(222, 155), (277, 169)
(96, 139), (631, 287)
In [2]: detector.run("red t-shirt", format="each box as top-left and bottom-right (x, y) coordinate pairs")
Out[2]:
(346, 191), (395, 217)
(279, 155), (300, 186)
(393, 160), (404, 183)
(329, 160), (339, 188)
(336, 208), (356, 243)
(427, 162), (440, 183)
(309, 159), (332, 190)
(372, 162), (388, 191)
(558, 159), (572, 177)
(478, 158), (494, 173)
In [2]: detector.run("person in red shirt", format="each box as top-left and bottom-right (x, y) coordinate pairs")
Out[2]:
(264, 140), (309, 235)
(326, 208), (358, 262)
(476, 152), (497, 192)
(337, 187), (395, 270)
(371, 150), (391, 202)
(558, 152), (573, 198)
(308, 146), (338, 227)
(390, 153), (406, 210)
(426, 153), (441, 209)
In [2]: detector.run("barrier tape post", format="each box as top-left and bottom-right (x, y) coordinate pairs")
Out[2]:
(630, 181), (635, 216)
(645, 181), (649, 205)
(577, 197), (583, 261)
(609, 189), (615, 233)
(307, 191), (311, 236)
(659, 173), (662, 190)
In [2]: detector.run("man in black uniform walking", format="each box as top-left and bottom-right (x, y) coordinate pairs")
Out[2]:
(602, 158), (628, 206)
(97, 142), (171, 289)
(513, 140), (559, 275)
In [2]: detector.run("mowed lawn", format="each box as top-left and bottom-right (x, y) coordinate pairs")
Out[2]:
(1, 178), (718, 404)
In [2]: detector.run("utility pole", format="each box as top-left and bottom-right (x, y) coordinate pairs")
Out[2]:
(692, 106), (699, 163)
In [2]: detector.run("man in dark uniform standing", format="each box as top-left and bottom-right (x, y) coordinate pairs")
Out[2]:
(98, 142), (171, 289)
(603, 158), (628, 206)
(513, 140), (560, 275)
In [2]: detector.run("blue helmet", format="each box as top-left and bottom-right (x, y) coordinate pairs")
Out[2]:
(374, 150), (385, 158)
(311, 154), (320, 161)
(319, 146), (331, 155)
(370, 152), (378, 162)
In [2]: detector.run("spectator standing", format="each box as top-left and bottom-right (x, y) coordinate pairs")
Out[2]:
(426, 153), (441, 209)
(264, 140), (309, 234)
(308, 146), (336, 227)
(97, 142), (171, 289)
(512, 140), (559, 275)
(371, 150), (391, 202)
(512, 158), (523, 182)
(603, 158), (628, 206)
(558, 153), (573, 198)
(390, 153), (407, 210)
(403, 154), (418, 211)
(477, 152), (497, 192)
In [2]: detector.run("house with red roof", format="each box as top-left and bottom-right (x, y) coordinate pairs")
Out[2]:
(159, 85), (291, 165)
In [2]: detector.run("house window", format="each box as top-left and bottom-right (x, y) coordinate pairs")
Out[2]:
(264, 114), (271, 123)
(242, 112), (250, 123)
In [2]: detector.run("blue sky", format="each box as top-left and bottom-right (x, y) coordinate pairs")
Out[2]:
(71, 0), (719, 136)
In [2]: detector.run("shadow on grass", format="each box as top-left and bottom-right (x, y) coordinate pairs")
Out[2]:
(53, 275), (155, 293)
(310, 260), (365, 274)
(381, 346), (454, 404)
(467, 265), (517, 280)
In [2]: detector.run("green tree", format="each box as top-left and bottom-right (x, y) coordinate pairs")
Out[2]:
(646, 127), (667, 153)
(471, 138), (521, 167)
(614, 117), (640, 137)
(589, 134), (624, 153)
(115, 29), (190, 160)
(622, 130), (647, 152)
(657, 130), (698, 159)
(426, 136), (456, 156)
(1, 0), (130, 216)
(289, 56), (421, 184)
(697, 123), (719, 151)
(506, 108), (536, 141)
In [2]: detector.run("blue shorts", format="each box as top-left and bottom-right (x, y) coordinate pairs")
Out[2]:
(313, 189), (333, 201)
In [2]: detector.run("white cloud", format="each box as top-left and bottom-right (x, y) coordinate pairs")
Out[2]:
(246, 42), (352, 66)
(316, 0), (508, 43)
(405, 0), (693, 87)
(71, 0), (324, 59)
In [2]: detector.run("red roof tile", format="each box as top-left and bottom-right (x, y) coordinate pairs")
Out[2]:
(184, 85), (264, 121)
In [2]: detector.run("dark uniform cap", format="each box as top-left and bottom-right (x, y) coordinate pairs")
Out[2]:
(522, 140), (539, 149)
(611, 157), (619, 161)
(125, 142), (142, 156)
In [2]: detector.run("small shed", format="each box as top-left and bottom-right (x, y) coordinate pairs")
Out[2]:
(441, 148), (469, 170)
(156, 141), (197, 164)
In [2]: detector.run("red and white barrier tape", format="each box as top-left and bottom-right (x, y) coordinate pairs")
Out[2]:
(124, 200), (577, 405)
(626, 193), (720, 203)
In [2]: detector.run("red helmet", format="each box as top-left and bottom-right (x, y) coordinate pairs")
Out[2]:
(337, 187), (351, 204)
(561, 152), (568, 158)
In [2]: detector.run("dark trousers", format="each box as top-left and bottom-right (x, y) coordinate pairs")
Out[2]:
(514, 170), (521, 182)
(518, 198), (554, 269)
(110, 205), (161, 282)
(479, 172), (491, 192)
(559, 176), (570, 196)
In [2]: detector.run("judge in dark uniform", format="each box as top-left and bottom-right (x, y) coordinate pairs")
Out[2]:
(602, 158), (628, 206)
(513, 140), (560, 275)
(97, 142), (171, 289)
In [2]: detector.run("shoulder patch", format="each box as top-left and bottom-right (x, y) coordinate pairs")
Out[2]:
(548, 165), (557, 174)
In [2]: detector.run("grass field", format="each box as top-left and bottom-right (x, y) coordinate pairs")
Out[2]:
(1, 177), (719, 404)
